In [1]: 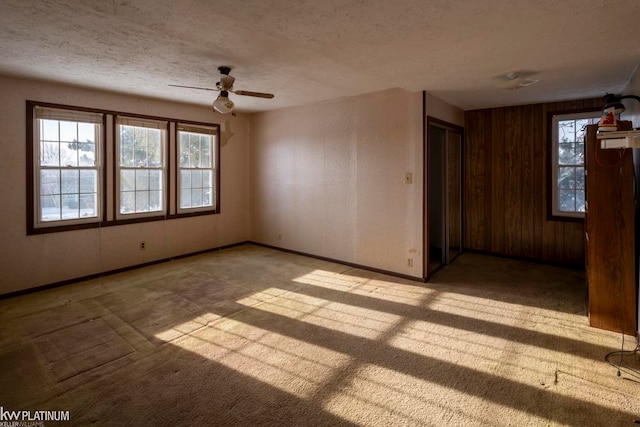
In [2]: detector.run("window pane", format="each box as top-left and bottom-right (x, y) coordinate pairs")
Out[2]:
(42, 119), (59, 141)
(61, 169), (79, 194)
(80, 170), (97, 193)
(575, 120), (590, 140)
(203, 170), (212, 188)
(136, 170), (149, 191)
(61, 194), (79, 218)
(201, 136), (212, 167)
(41, 195), (61, 221)
(59, 121), (77, 142)
(191, 170), (203, 188)
(121, 191), (135, 213)
(133, 127), (146, 148)
(149, 190), (162, 211)
(558, 190), (576, 212)
(67, 135), (97, 167)
(134, 139), (148, 167)
(191, 189), (203, 207)
(120, 126), (135, 167)
(575, 167), (585, 190)
(148, 170), (161, 191)
(135, 191), (149, 212)
(558, 167), (575, 189)
(147, 129), (162, 167)
(179, 135), (190, 168)
(180, 170), (191, 189)
(121, 170), (135, 191)
(41, 142), (60, 166)
(180, 190), (191, 209)
(79, 193), (97, 217)
(77, 122), (95, 143)
(78, 148), (95, 166)
(41, 170), (60, 195)
(575, 190), (586, 213)
(203, 189), (211, 206)
(189, 134), (200, 167)
(574, 145), (584, 165)
(558, 143), (574, 165)
(558, 120), (575, 142)
(60, 142), (78, 167)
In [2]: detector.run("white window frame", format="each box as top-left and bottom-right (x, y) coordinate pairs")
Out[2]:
(550, 111), (601, 219)
(115, 116), (168, 220)
(32, 106), (103, 229)
(177, 123), (219, 214)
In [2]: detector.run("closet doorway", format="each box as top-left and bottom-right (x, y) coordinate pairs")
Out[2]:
(426, 117), (463, 278)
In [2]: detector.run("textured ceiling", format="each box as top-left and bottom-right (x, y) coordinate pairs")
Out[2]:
(1, 0), (639, 113)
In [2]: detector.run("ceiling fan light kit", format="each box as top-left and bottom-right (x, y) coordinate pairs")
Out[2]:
(170, 66), (274, 115)
(213, 90), (234, 114)
(498, 72), (539, 90)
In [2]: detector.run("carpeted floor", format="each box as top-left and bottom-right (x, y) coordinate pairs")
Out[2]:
(1, 244), (639, 426)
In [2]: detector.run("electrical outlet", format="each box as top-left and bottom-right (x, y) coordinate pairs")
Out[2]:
(407, 258), (413, 267)
(139, 241), (146, 250)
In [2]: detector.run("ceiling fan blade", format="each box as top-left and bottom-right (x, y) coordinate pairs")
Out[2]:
(233, 90), (274, 99)
(169, 84), (219, 92)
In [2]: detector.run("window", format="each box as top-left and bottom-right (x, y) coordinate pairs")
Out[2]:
(28, 101), (220, 234)
(550, 111), (600, 219)
(177, 124), (219, 213)
(116, 117), (167, 219)
(32, 106), (103, 229)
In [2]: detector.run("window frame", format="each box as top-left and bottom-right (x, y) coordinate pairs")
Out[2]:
(27, 101), (221, 235)
(115, 116), (168, 221)
(175, 123), (220, 216)
(28, 102), (106, 234)
(548, 109), (601, 221)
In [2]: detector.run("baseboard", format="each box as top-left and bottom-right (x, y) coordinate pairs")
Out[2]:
(463, 248), (586, 271)
(0, 241), (250, 300)
(250, 241), (426, 283)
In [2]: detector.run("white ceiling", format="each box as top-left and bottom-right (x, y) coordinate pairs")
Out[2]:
(1, 0), (639, 113)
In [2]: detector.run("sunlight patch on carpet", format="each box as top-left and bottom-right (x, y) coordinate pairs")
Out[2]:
(169, 318), (354, 399)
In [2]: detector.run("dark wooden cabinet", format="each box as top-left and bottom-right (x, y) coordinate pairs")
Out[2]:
(585, 123), (636, 335)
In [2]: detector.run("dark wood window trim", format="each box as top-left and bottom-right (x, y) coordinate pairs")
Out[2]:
(27, 100), (221, 235)
(171, 121), (221, 219)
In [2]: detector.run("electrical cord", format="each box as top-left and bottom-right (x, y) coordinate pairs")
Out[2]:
(604, 336), (640, 382)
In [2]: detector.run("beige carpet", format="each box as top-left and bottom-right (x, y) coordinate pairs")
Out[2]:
(1, 244), (639, 426)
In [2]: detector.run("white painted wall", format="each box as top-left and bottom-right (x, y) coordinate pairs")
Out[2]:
(0, 76), (250, 294)
(248, 89), (424, 277)
(1, 78), (465, 293)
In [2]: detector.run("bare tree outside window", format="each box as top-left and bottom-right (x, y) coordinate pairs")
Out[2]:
(551, 111), (600, 218)
(117, 120), (166, 216)
(37, 117), (100, 223)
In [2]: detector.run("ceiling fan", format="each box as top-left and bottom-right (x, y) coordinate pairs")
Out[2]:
(496, 72), (539, 90)
(170, 66), (274, 114)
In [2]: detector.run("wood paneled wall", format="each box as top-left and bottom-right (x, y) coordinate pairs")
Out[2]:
(464, 98), (602, 266)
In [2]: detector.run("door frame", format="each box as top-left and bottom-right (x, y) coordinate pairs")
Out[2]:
(424, 114), (465, 280)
